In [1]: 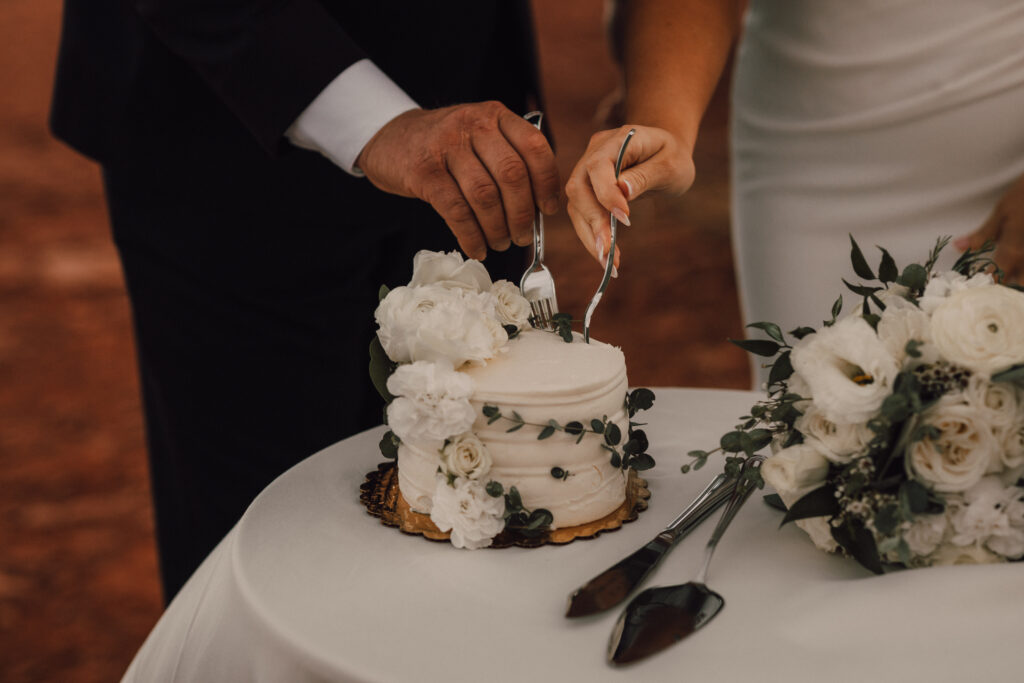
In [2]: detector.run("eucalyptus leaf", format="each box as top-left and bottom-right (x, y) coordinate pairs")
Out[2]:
(378, 284), (390, 302)
(720, 431), (744, 453)
(378, 430), (399, 459)
(604, 423), (622, 446)
(897, 263), (928, 291)
(564, 421), (584, 436)
(505, 423), (524, 433)
(537, 425), (556, 440)
(485, 481), (504, 497)
(368, 336), (396, 403)
(630, 453), (656, 471)
(590, 419), (605, 434)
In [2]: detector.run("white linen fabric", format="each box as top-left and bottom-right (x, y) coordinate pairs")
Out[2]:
(121, 389), (1023, 683)
(731, 0), (1024, 384)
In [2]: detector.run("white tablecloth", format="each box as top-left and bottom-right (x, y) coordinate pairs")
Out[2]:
(122, 388), (1023, 682)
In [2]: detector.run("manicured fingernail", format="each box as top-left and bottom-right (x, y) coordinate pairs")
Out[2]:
(542, 199), (559, 215)
(622, 179), (634, 200)
(595, 235), (605, 259)
(612, 208), (630, 226)
(611, 265), (619, 278)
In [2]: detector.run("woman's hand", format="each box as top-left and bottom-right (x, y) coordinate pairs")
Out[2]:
(565, 125), (695, 273)
(956, 172), (1024, 284)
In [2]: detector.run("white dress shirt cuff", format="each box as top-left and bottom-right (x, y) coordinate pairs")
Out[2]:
(285, 59), (420, 177)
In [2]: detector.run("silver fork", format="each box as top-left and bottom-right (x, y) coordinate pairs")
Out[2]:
(583, 128), (635, 343)
(519, 110), (559, 329)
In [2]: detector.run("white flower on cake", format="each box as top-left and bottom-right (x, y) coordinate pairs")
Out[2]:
(905, 398), (999, 494)
(791, 315), (901, 424)
(408, 249), (492, 292)
(795, 404), (874, 464)
(429, 475), (506, 549)
(440, 432), (492, 480)
(385, 361), (476, 444)
(489, 279), (532, 329)
(929, 285), (1024, 377)
(375, 284), (507, 367)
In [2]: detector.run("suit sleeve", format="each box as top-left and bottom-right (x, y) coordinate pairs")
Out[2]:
(135, 0), (365, 154)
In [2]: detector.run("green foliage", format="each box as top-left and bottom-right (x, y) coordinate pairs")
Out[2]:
(378, 430), (400, 459)
(503, 485), (553, 537)
(551, 313), (574, 343)
(368, 336), (397, 403)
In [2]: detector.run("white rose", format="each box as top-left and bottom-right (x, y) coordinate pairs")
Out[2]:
(385, 361), (476, 443)
(440, 432), (493, 480)
(795, 403), (874, 464)
(906, 398), (999, 493)
(961, 375), (1024, 470)
(409, 250), (492, 292)
(375, 285), (506, 367)
(489, 280), (532, 329)
(762, 444), (838, 553)
(918, 270), (993, 314)
(429, 475), (506, 549)
(791, 315), (902, 424)
(876, 306), (937, 367)
(930, 285), (1024, 377)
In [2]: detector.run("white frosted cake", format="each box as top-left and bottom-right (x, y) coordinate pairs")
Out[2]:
(371, 250), (654, 549)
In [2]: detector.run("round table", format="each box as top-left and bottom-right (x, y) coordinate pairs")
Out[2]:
(122, 388), (1023, 682)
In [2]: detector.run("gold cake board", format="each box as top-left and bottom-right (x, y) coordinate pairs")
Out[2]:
(360, 461), (650, 548)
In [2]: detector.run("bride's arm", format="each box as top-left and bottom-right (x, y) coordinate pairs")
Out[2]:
(566, 0), (744, 270)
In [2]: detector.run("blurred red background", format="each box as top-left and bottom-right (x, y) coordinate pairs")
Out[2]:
(0, 2), (746, 680)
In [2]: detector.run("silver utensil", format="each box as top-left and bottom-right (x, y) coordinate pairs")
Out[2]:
(565, 471), (736, 618)
(608, 455), (766, 665)
(519, 110), (559, 329)
(583, 128), (635, 343)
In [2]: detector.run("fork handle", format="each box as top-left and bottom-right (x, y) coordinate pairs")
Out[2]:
(695, 455), (765, 583)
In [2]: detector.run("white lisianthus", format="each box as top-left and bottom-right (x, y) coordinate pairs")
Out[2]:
(440, 432), (493, 480)
(905, 398), (999, 493)
(929, 285), (1024, 377)
(489, 280), (532, 329)
(791, 315), (901, 424)
(385, 361), (476, 443)
(408, 250), (492, 292)
(918, 270), (993, 314)
(876, 306), (936, 367)
(795, 403), (874, 464)
(961, 375), (1024, 470)
(874, 284), (915, 311)
(429, 475), (506, 549)
(375, 285), (507, 367)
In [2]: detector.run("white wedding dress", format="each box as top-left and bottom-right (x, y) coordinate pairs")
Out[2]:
(730, 0), (1024, 384)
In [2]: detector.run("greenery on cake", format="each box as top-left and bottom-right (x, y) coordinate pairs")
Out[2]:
(688, 236), (1024, 572)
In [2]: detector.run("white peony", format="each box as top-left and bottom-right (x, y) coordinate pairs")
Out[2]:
(375, 284), (507, 367)
(961, 375), (1024, 470)
(429, 475), (506, 549)
(440, 432), (493, 480)
(905, 398), (1000, 493)
(385, 361), (476, 444)
(791, 315), (901, 424)
(408, 250), (492, 292)
(795, 403), (875, 464)
(929, 285), (1024, 377)
(489, 280), (532, 329)
(918, 270), (993, 314)
(876, 306), (936, 367)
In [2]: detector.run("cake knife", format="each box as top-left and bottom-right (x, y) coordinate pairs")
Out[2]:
(565, 471), (736, 618)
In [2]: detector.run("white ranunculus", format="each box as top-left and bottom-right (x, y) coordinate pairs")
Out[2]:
(902, 513), (949, 559)
(791, 315), (901, 424)
(375, 285), (507, 367)
(795, 403), (874, 464)
(440, 432), (492, 480)
(429, 475), (506, 549)
(489, 280), (532, 329)
(905, 398), (1000, 493)
(929, 285), (1024, 377)
(876, 306), (936, 367)
(408, 250), (492, 292)
(385, 361), (476, 443)
(918, 271), (993, 314)
(961, 375), (1024, 470)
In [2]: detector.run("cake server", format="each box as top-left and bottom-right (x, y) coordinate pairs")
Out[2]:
(565, 470), (735, 618)
(607, 455), (765, 665)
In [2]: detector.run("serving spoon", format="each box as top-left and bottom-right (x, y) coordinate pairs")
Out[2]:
(607, 455), (765, 665)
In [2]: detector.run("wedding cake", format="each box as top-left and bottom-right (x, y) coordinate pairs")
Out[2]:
(371, 250), (655, 549)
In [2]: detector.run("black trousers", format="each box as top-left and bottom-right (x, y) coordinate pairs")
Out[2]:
(102, 142), (524, 601)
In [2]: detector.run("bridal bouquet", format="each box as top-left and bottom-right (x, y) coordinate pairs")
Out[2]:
(688, 238), (1024, 572)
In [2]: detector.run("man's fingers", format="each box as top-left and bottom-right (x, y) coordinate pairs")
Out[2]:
(499, 111), (561, 216)
(471, 130), (536, 247)
(424, 176), (488, 260)
(446, 146), (515, 252)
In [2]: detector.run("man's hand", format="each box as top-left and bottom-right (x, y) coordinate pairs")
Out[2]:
(956, 172), (1024, 284)
(356, 102), (560, 260)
